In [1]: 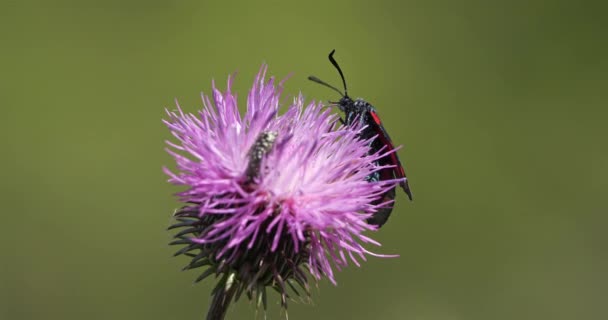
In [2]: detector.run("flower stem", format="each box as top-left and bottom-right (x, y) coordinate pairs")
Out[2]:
(206, 273), (238, 320)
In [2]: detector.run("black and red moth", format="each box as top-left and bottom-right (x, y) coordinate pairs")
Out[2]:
(309, 50), (412, 227)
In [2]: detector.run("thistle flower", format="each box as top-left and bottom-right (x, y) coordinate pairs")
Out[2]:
(164, 65), (400, 319)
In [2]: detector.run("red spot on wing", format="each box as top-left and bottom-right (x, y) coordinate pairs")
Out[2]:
(375, 132), (405, 180)
(370, 110), (382, 125)
(370, 115), (413, 200)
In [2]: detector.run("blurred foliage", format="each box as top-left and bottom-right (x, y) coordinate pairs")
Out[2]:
(1, 0), (607, 319)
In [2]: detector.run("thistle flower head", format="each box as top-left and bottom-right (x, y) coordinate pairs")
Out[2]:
(164, 65), (400, 317)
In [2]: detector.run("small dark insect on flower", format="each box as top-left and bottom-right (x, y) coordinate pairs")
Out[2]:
(309, 50), (413, 228)
(164, 65), (401, 319)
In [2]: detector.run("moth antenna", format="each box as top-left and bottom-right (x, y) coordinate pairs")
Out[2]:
(328, 49), (348, 97)
(308, 75), (344, 97)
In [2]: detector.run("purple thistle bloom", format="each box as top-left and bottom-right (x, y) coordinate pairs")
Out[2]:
(164, 65), (401, 318)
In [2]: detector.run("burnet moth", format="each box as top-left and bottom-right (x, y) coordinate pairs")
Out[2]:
(309, 50), (412, 227)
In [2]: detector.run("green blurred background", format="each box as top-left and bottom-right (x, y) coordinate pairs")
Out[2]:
(2, 0), (606, 319)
